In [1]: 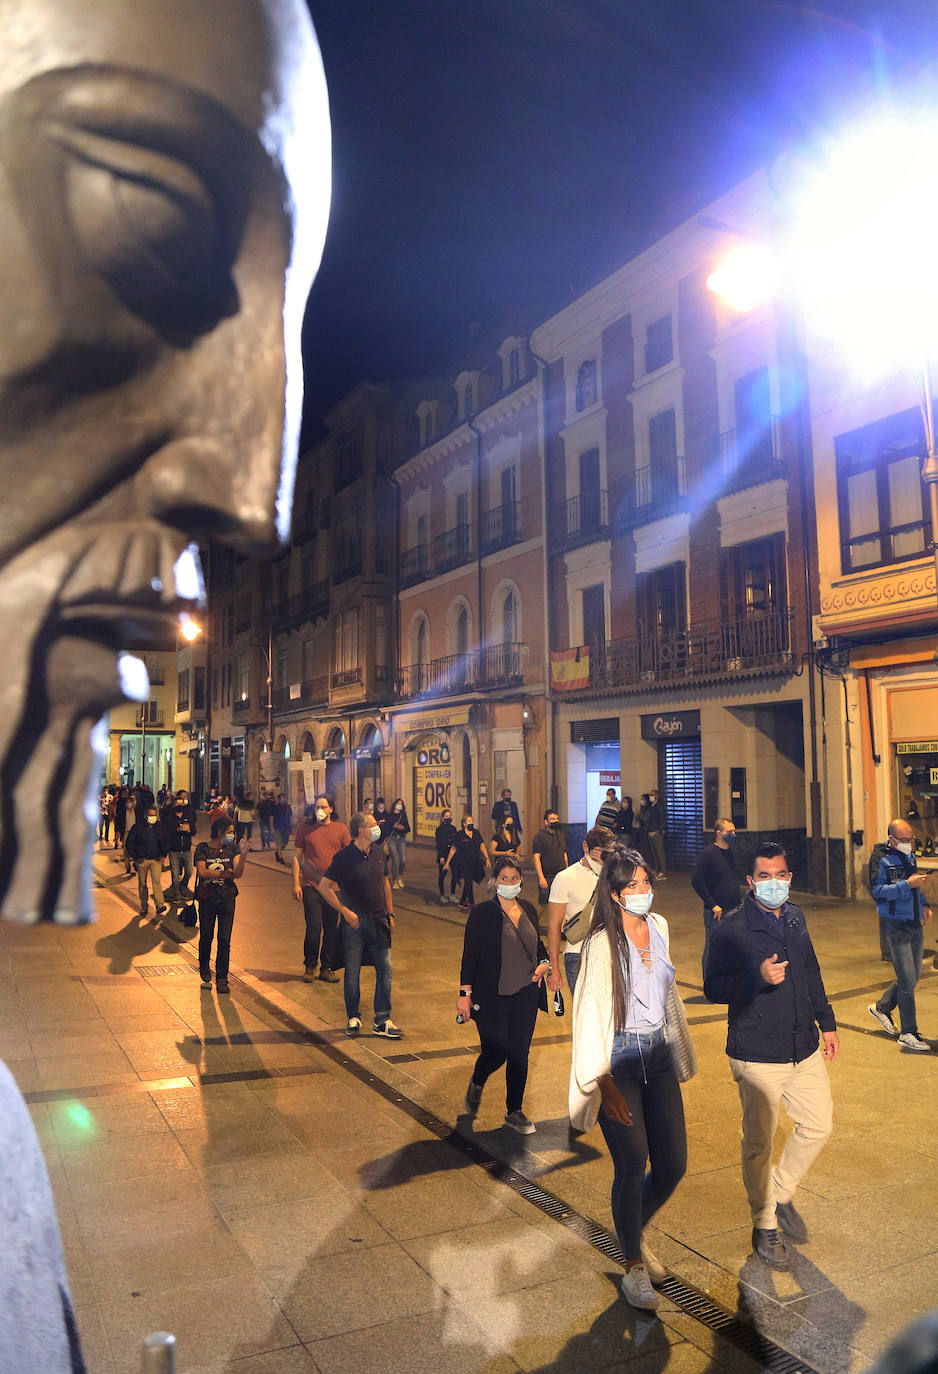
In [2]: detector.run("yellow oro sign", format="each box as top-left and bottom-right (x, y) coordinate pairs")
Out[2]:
(415, 741), (452, 839)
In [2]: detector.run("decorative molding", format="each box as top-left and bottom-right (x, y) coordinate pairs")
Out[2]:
(819, 566), (937, 630)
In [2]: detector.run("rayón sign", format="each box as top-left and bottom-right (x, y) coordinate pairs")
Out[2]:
(640, 710), (701, 740)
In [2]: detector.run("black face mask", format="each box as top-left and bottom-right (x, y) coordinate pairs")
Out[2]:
(442, 815), (452, 824)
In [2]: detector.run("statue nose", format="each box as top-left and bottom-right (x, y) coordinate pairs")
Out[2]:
(135, 436), (286, 555)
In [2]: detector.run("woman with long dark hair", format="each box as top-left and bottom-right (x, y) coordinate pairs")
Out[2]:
(387, 797), (410, 889)
(569, 846), (690, 1310)
(194, 816), (248, 994)
(458, 854), (551, 1134)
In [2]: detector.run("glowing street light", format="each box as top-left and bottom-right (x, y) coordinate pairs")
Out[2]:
(705, 241), (780, 315)
(178, 612), (202, 643)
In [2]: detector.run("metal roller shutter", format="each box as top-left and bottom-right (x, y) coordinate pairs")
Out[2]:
(660, 740), (702, 871)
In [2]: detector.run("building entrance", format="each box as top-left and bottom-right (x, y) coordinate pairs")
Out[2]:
(658, 739), (703, 871)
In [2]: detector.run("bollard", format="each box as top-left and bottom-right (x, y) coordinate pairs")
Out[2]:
(141, 1332), (176, 1373)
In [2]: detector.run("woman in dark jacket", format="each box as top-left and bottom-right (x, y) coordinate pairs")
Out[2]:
(435, 809), (459, 904)
(387, 797), (411, 889)
(616, 795), (635, 843)
(457, 855), (551, 1134)
(444, 815), (490, 910)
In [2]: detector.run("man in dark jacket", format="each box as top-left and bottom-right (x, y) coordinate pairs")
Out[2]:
(125, 805), (171, 916)
(868, 819), (933, 1050)
(161, 791), (197, 903)
(692, 818), (740, 982)
(704, 841), (838, 1272)
(645, 788), (667, 878)
(491, 788), (522, 838)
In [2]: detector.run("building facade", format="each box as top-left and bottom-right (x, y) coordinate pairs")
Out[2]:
(105, 650), (180, 794)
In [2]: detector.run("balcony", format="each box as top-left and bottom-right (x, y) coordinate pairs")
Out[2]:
(144, 666), (165, 685)
(269, 582), (331, 630)
(550, 490), (609, 550)
(400, 544), (430, 589)
(397, 641), (532, 700)
(626, 456), (687, 526)
(570, 611), (794, 697)
(480, 500), (521, 555)
(232, 697), (251, 714)
(271, 677), (328, 713)
(331, 666), (363, 689)
(433, 523), (472, 573)
(720, 417), (784, 492)
(136, 710), (165, 728)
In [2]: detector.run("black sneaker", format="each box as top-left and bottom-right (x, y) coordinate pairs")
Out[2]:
(373, 1019), (403, 1039)
(199, 968), (212, 988)
(464, 1079), (483, 1116)
(216, 978), (230, 994)
(752, 1227), (790, 1270)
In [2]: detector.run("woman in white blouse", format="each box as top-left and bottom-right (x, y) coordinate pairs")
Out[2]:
(570, 846), (689, 1311)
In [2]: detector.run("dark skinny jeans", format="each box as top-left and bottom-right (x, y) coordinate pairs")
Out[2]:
(471, 981), (540, 1113)
(438, 857), (457, 898)
(198, 888), (237, 980)
(301, 884), (339, 971)
(597, 1033), (687, 1259)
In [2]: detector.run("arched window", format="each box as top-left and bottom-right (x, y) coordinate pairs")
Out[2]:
(416, 618), (428, 666)
(502, 590), (518, 644)
(456, 605), (469, 659)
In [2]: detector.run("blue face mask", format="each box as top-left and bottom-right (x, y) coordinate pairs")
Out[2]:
(723, 831), (736, 845)
(754, 878), (789, 909)
(618, 891), (653, 917)
(222, 833), (235, 845)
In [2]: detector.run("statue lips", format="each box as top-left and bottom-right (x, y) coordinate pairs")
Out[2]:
(53, 522), (204, 648)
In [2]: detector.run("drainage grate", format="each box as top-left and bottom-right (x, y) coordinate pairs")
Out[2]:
(220, 970), (822, 1374)
(135, 965), (200, 978)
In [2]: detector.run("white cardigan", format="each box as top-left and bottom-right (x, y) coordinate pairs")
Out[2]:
(568, 911), (671, 1132)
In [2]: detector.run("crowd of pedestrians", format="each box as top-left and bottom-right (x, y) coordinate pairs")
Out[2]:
(92, 773), (934, 1319)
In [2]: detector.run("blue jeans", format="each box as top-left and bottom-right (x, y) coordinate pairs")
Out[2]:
(388, 835), (407, 881)
(564, 951), (581, 995)
(598, 1030), (686, 1259)
(877, 919), (924, 1035)
(168, 850), (193, 900)
(343, 913), (393, 1023)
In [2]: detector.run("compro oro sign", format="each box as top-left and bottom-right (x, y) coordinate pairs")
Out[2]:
(414, 740), (452, 838)
(640, 710), (701, 740)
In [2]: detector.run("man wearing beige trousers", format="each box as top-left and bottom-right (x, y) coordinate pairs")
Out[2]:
(704, 841), (839, 1272)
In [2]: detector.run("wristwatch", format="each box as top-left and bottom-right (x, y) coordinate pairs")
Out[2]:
(459, 987), (471, 996)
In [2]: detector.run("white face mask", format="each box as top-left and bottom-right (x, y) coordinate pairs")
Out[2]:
(497, 882), (522, 900)
(618, 891), (653, 917)
(315, 809), (328, 822)
(585, 855), (604, 875)
(147, 816), (157, 825)
(893, 840), (913, 857)
(369, 826), (382, 841)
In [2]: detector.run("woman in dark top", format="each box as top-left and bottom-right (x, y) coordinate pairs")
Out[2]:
(387, 797), (411, 889)
(457, 855), (551, 1134)
(488, 817), (522, 865)
(194, 817), (247, 994)
(616, 795), (635, 843)
(435, 809), (459, 904)
(444, 815), (491, 910)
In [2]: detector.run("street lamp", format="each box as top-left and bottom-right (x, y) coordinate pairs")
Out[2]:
(181, 617), (274, 752)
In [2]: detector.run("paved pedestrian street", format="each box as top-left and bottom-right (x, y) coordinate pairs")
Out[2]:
(1, 842), (935, 1373)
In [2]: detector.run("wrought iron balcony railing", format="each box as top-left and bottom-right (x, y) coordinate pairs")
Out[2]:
(433, 523), (472, 573)
(331, 666), (363, 689)
(550, 490), (609, 549)
(479, 501), (521, 555)
(271, 677), (328, 713)
(269, 581), (331, 629)
(628, 455), (687, 525)
(398, 641), (532, 700)
(719, 417), (784, 492)
(399, 544), (430, 588)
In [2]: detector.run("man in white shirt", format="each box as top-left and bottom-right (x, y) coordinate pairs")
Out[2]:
(546, 826), (616, 996)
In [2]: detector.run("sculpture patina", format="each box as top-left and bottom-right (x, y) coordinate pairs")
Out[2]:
(0, 1), (330, 1366)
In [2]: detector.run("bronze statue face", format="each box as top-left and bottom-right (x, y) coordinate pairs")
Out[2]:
(0, 0), (330, 921)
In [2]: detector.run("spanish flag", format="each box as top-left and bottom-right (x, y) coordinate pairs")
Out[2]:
(551, 645), (590, 692)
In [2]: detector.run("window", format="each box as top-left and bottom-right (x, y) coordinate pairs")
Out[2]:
(237, 654), (250, 701)
(302, 554), (316, 590)
(277, 647), (288, 687)
(502, 590), (519, 644)
(193, 667), (206, 712)
(733, 367), (775, 467)
(335, 608), (360, 674)
(456, 490), (469, 531)
(176, 668), (190, 711)
(636, 563), (686, 636)
(579, 448), (602, 530)
(509, 349), (520, 387)
(334, 436), (363, 491)
(836, 406), (930, 572)
(500, 465), (517, 506)
(222, 662), (233, 707)
(422, 411), (434, 446)
(415, 617), (428, 666)
(223, 605), (234, 646)
(582, 584), (606, 647)
(720, 535), (786, 622)
(463, 383), (473, 418)
(212, 667), (220, 708)
(302, 638), (317, 681)
(644, 315), (673, 373)
(456, 605), (469, 658)
(576, 360), (598, 411)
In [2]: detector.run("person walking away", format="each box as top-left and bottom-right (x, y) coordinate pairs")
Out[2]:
(236, 791), (257, 848)
(258, 794), (276, 849)
(387, 798), (410, 888)
(272, 793), (293, 864)
(532, 809), (567, 910)
(546, 826), (615, 998)
(444, 816), (490, 909)
(194, 818), (248, 993)
(615, 795), (634, 844)
(292, 793), (350, 982)
(646, 789), (667, 879)
(435, 809), (459, 904)
(704, 841), (838, 1271)
(125, 805), (170, 916)
(568, 846), (690, 1309)
(691, 818), (740, 983)
(595, 788), (621, 830)
(489, 817), (522, 867)
(113, 785), (129, 851)
(164, 793), (197, 902)
(868, 819), (933, 1051)
(319, 811), (403, 1039)
(459, 855), (551, 1134)
(491, 788), (523, 840)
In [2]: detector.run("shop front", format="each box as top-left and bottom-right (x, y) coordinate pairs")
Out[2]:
(391, 705), (475, 846)
(641, 710), (702, 871)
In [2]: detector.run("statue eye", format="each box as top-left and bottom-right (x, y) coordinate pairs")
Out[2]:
(53, 124), (236, 333)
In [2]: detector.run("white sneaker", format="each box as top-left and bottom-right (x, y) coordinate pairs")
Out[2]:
(504, 1110), (536, 1135)
(620, 1264), (659, 1310)
(868, 1004), (899, 1037)
(641, 1241), (667, 1285)
(898, 1031), (931, 1052)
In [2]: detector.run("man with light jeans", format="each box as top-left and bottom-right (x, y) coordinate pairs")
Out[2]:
(545, 825), (615, 998)
(704, 841), (838, 1272)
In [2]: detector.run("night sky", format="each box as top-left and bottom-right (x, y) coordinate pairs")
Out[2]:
(300, 0), (936, 438)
